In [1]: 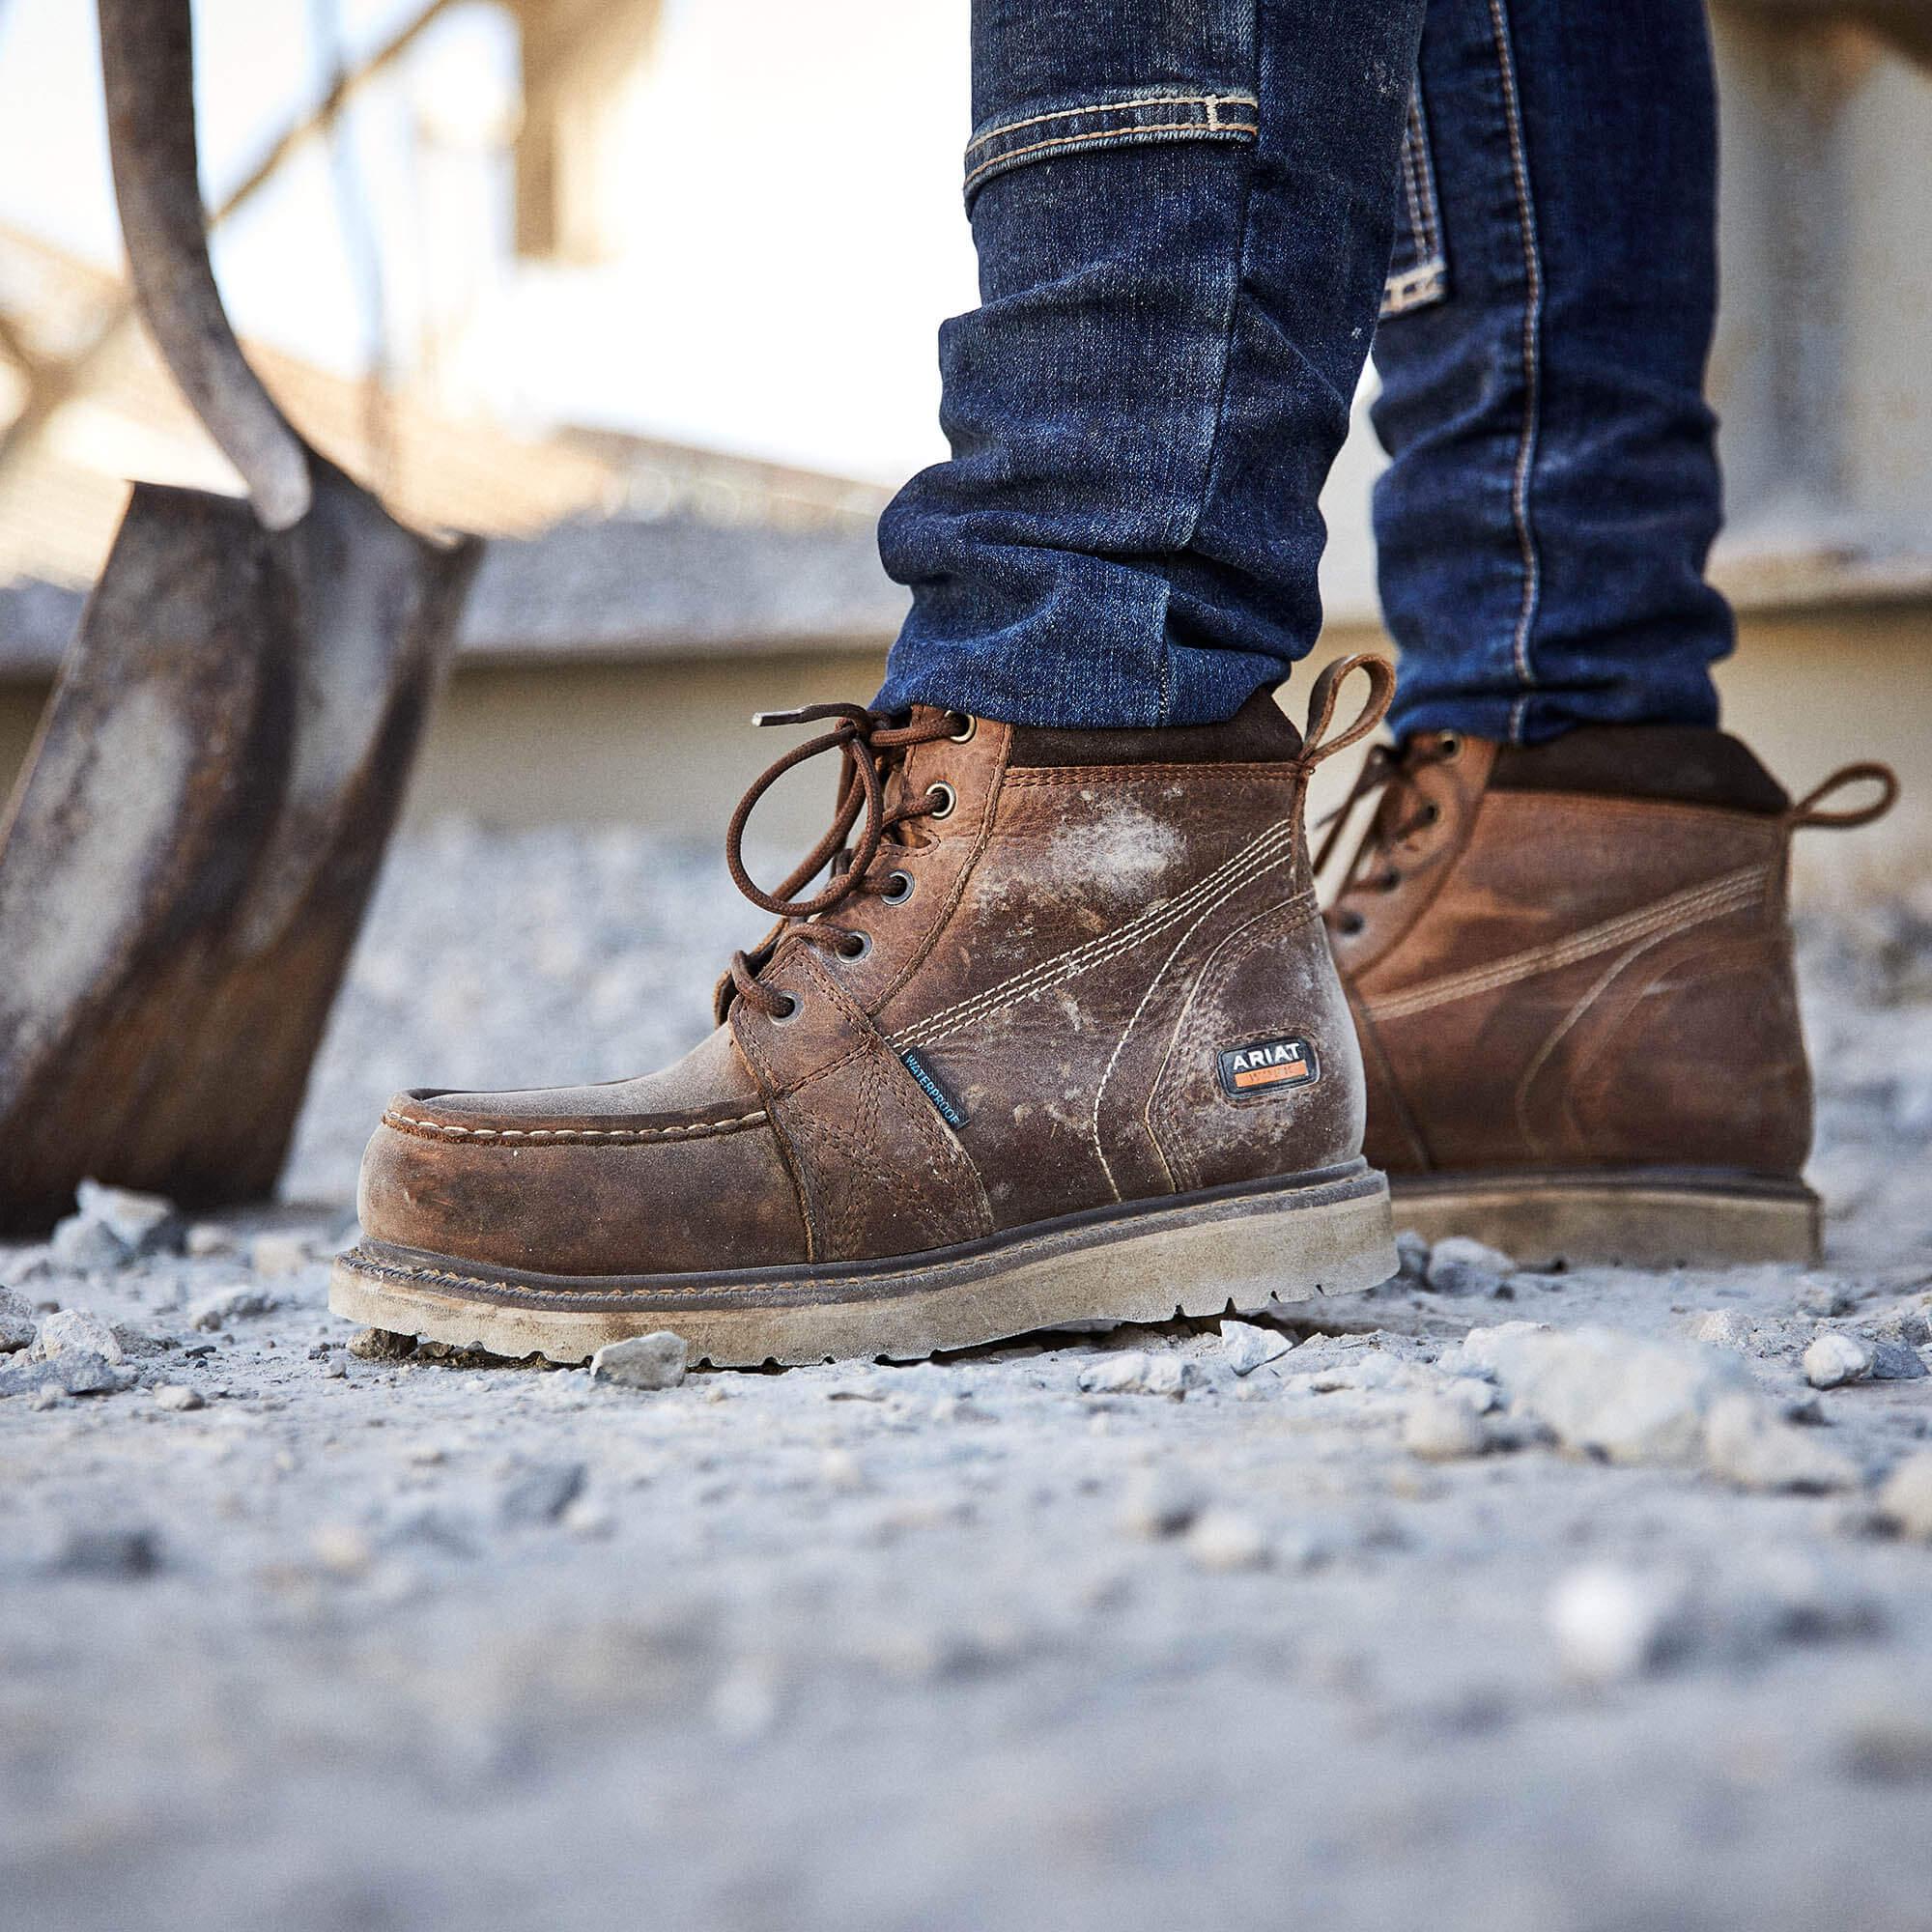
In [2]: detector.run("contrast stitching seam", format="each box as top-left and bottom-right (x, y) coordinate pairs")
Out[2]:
(1512, 924), (1676, 1155)
(1145, 896), (1324, 1193)
(1084, 888), (1314, 1202)
(895, 828), (1308, 1047)
(1002, 767), (1297, 787)
(1485, 0), (1545, 735)
(383, 1109), (765, 1145)
(964, 120), (1257, 192)
(1364, 866), (1769, 1023)
(966, 92), (1258, 155)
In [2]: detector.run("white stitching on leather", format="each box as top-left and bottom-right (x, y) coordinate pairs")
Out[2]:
(384, 1109), (766, 1145)
(1364, 865), (1770, 1024)
(895, 819), (1304, 1047)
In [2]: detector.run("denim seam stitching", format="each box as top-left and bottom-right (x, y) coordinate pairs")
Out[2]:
(1159, 131), (1264, 724)
(1485, 0), (1546, 737)
(966, 93), (1260, 156)
(963, 117), (1258, 197)
(1382, 90), (1448, 319)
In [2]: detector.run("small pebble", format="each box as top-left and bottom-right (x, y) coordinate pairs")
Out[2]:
(1219, 1320), (1293, 1378)
(73, 1179), (181, 1256)
(1804, 1331), (1874, 1390)
(28, 1307), (123, 1365)
(1865, 1338), (1929, 1382)
(1548, 1564), (1688, 1685)
(1117, 1471), (1204, 1540)
(1403, 1392), (1491, 1462)
(1185, 1507), (1270, 1572)
(184, 1223), (236, 1259)
(1703, 1393), (1861, 1493)
(54, 1525), (161, 1579)
(1876, 1453), (1932, 1541)
(1078, 1351), (1199, 1397)
(249, 1233), (315, 1279)
(1425, 1236), (1517, 1297)
(0, 1286), (37, 1353)
(186, 1285), (279, 1332)
(500, 1459), (588, 1526)
(311, 1523), (374, 1578)
(348, 1327), (417, 1361)
(1392, 1228), (1432, 1287)
(153, 1383), (204, 1412)
(590, 1332), (689, 1391)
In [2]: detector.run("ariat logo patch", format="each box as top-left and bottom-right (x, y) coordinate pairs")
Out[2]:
(1217, 1036), (1319, 1100)
(899, 1048), (967, 1129)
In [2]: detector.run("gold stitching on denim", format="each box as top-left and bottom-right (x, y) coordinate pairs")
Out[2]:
(965, 120), (1258, 193)
(966, 92), (1259, 155)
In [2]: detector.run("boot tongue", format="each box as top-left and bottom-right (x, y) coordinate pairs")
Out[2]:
(1490, 725), (1789, 814)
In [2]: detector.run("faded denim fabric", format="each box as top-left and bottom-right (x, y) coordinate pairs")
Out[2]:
(877, 0), (1733, 741)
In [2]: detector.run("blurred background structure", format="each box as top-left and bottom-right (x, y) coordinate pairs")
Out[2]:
(0, 0), (1926, 866)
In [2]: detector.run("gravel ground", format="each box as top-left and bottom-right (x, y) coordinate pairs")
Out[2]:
(3, 823), (1931, 1932)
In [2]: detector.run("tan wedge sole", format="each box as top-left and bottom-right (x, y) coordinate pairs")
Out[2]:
(1389, 1168), (1820, 1269)
(328, 1161), (1395, 1369)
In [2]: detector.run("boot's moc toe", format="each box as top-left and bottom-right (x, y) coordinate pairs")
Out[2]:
(1321, 724), (1898, 1268)
(333, 660), (1402, 1366)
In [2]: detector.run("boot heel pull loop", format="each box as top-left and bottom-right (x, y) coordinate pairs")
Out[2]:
(1788, 762), (1899, 831)
(1299, 653), (1396, 767)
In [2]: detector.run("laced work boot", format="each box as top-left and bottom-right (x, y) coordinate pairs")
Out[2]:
(330, 658), (1401, 1366)
(1321, 724), (1897, 1266)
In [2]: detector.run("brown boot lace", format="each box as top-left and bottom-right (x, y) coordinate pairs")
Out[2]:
(720, 703), (968, 1018)
(1315, 731), (1464, 938)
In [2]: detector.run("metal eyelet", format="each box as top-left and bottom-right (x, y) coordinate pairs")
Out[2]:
(839, 930), (872, 961)
(948, 714), (978, 744)
(881, 870), (915, 905)
(1438, 732), (1463, 759)
(1337, 910), (1366, 936)
(769, 993), (803, 1023)
(926, 781), (957, 821)
(1422, 802), (1441, 825)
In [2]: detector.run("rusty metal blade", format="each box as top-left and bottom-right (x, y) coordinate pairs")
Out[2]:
(0, 483), (477, 1230)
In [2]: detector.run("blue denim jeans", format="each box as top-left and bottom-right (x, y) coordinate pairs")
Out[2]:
(875, 0), (1733, 741)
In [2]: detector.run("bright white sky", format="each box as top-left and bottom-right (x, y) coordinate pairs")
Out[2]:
(0, 0), (979, 484)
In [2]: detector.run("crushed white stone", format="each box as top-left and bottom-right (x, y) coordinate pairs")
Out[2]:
(28, 1307), (123, 1365)
(1185, 1507), (1270, 1572)
(1702, 1392), (1861, 1493)
(1876, 1454), (1932, 1541)
(1403, 1391), (1492, 1462)
(1548, 1564), (1690, 1685)
(1804, 1331), (1874, 1390)
(590, 1332), (689, 1391)
(1454, 1322), (1747, 1466)
(1078, 1351), (1199, 1397)
(1219, 1320), (1293, 1378)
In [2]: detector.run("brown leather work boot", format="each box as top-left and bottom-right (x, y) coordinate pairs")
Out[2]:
(1323, 724), (1897, 1267)
(329, 658), (1400, 1366)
